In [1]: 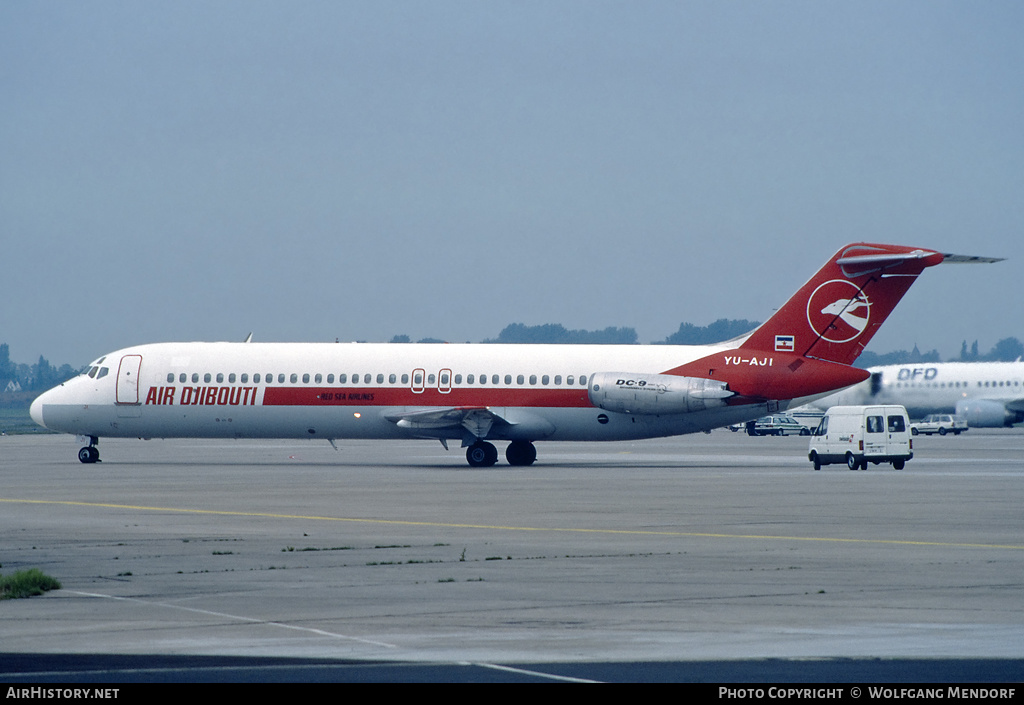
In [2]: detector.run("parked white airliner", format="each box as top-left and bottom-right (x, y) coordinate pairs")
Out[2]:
(813, 361), (1024, 427)
(30, 243), (997, 466)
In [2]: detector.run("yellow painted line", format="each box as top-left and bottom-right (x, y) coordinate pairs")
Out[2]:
(3, 497), (1022, 550)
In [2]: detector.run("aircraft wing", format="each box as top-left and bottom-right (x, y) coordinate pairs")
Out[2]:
(384, 406), (507, 439)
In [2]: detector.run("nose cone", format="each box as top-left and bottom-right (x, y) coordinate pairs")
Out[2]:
(30, 393), (46, 428)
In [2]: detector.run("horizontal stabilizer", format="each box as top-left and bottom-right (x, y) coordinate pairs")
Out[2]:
(939, 253), (1005, 264)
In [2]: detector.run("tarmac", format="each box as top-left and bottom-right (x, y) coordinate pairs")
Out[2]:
(1, 429), (1022, 682)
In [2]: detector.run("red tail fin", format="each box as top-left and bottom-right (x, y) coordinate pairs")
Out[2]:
(739, 243), (945, 365)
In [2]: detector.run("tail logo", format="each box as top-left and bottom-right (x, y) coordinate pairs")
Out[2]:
(807, 279), (871, 344)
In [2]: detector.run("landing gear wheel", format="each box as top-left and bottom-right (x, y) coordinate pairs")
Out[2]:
(466, 441), (498, 467)
(505, 441), (537, 466)
(78, 446), (99, 464)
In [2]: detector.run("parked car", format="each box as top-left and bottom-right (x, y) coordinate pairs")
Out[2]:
(747, 415), (809, 436)
(910, 414), (968, 436)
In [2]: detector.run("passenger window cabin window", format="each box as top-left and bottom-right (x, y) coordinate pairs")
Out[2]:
(401, 373), (409, 384)
(580, 375), (587, 385)
(339, 374), (347, 384)
(204, 373), (212, 383)
(504, 375), (512, 385)
(529, 375), (537, 385)
(441, 372), (450, 385)
(389, 374), (397, 384)
(454, 374), (462, 384)
(327, 374), (334, 384)
(167, 373), (174, 383)
(428, 373), (436, 385)
(567, 375), (574, 385)
(517, 375), (524, 385)
(554, 375), (562, 385)
(377, 374), (384, 384)
(179, 373), (187, 383)
(542, 375), (549, 385)
(216, 373), (224, 383)
(241, 374), (248, 383)
(278, 374), (285, 383)
(467, 374), (475, 384)
(315, 374), (322, 384)
(290, 374), (298, 383)
(302, 374), (310, 383)
(492, 375), (499, 384)
(414, 372), (422, 385)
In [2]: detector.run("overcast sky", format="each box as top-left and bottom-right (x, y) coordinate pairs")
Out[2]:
(3, 1), (1021, 367)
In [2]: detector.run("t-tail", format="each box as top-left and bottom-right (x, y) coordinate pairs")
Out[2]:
(741, 242), (947, 365)
(665, 243), (999, 404)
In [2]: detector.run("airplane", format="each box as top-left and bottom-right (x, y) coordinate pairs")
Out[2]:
(30, 243), (999, 466)
(812, 360), (1024, 427)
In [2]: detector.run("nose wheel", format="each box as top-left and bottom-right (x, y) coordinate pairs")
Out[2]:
(78, 438), (100, 463)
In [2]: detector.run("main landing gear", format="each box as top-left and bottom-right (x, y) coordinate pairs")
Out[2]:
(465, 440), (537, 467)
(78, 437), (100, 464)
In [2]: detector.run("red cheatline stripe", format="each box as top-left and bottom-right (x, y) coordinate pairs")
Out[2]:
(262, 386), (593, 408)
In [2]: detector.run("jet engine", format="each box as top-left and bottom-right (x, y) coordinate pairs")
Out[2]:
(956, 399), (1016, 428)
(588, 372), (733, 415)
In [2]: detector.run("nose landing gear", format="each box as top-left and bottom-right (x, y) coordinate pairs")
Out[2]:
(78, 437), (100, 463)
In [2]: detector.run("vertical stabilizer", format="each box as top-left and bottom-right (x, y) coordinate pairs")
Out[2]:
(739, 243), (945, 366)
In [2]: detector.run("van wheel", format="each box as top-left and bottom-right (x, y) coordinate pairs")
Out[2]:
(893, 459), (905, 470)
(810, 452), (821, 471)
(846, 453), (859, 471)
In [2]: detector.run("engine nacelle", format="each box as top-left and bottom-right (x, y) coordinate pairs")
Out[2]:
(956, 399), (1015, 428)
(588, 372), (733, 415)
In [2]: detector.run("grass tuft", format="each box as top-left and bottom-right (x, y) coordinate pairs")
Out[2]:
(0, 569), (62, 600)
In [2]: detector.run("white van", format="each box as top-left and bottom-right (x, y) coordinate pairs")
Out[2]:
(808, 405), (913, 470)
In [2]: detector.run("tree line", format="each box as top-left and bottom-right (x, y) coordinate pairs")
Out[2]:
(0, 344), (79, 393)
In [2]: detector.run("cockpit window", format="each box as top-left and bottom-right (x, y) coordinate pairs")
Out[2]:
(87, 367), (98, 378)
(96, 367), (109, 379)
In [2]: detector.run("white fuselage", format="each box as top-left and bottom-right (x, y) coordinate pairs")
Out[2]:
(32, 340), (798, 445)
(814, 361), (1024, 423)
